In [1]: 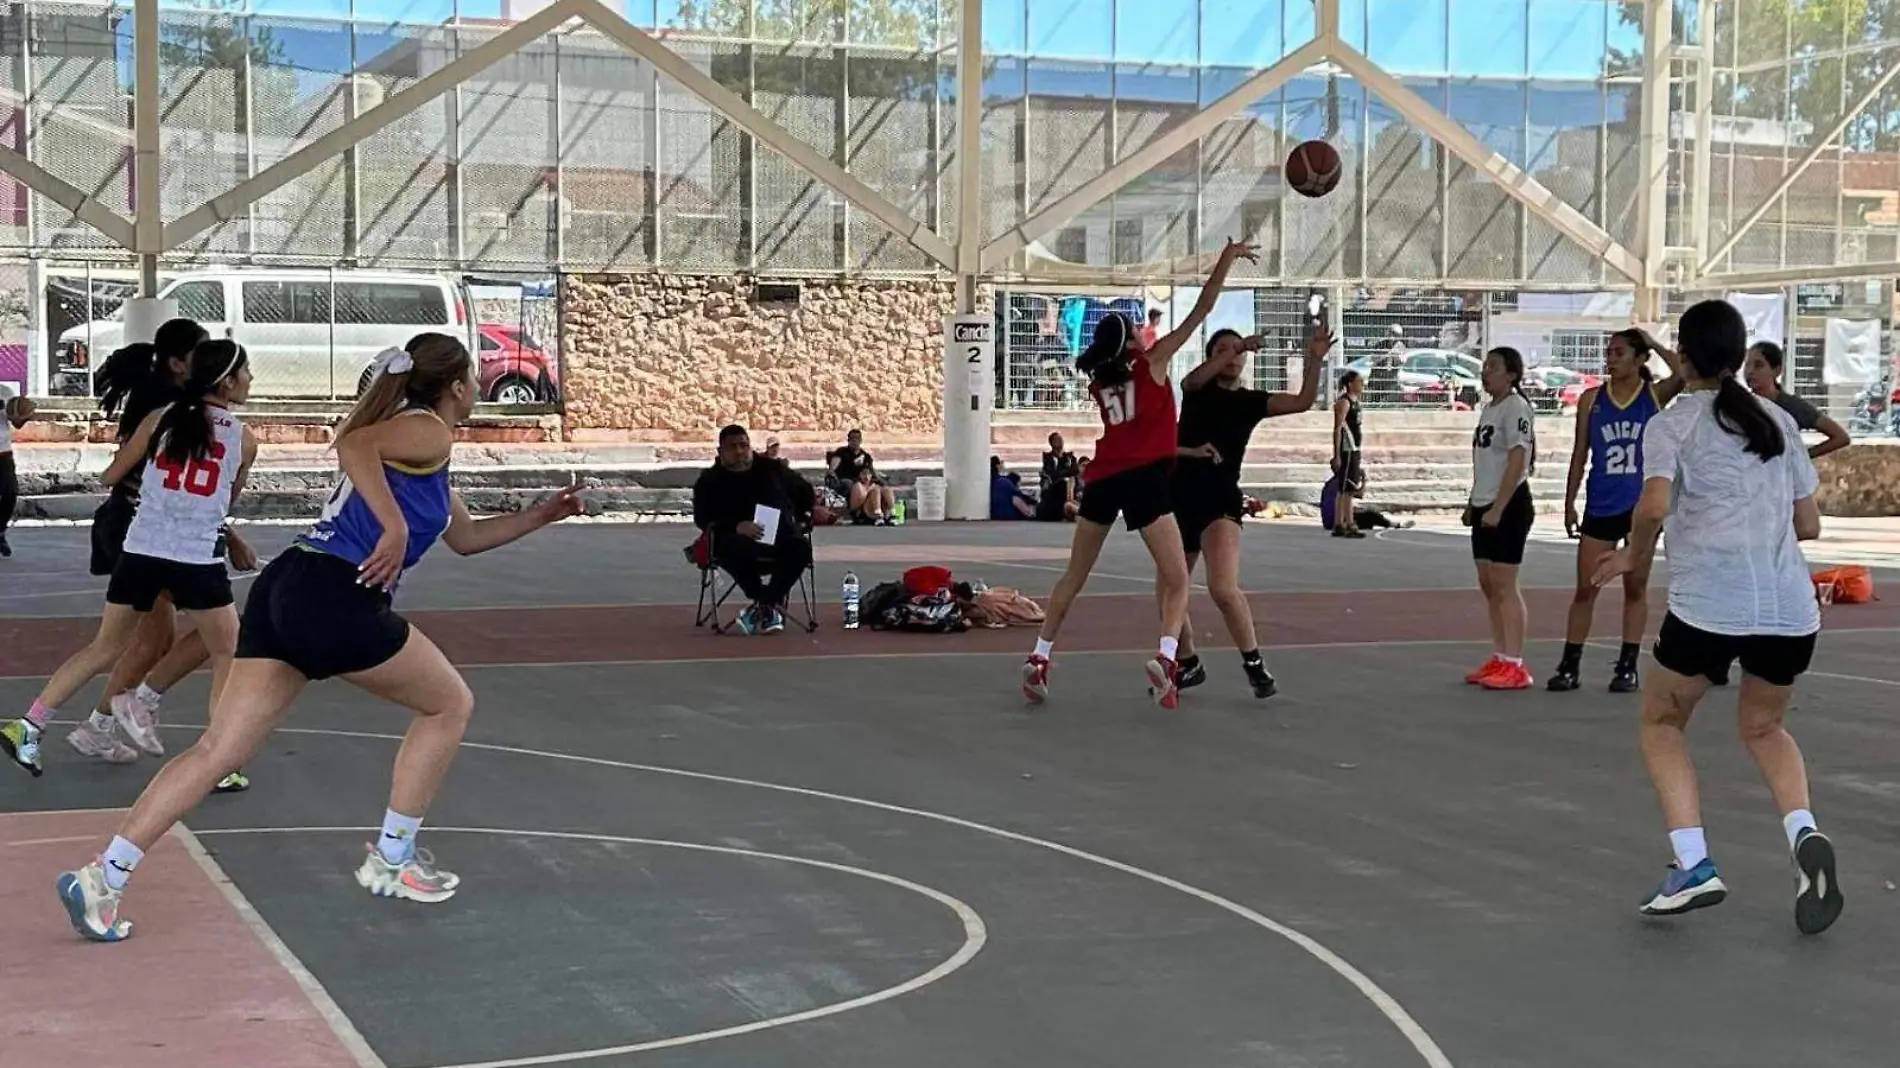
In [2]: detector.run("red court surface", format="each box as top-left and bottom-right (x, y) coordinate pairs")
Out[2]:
(0, 810), (369, 1068)
(6, 586), (1900, 678)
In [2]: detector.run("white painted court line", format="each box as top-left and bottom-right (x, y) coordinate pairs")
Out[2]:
(172, 824), (388, 1068)
(170, 726), (1457, 1068)
(192, 826), (988, 1068)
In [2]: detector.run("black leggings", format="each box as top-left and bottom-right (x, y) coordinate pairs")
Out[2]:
(0, 452), (16, 535)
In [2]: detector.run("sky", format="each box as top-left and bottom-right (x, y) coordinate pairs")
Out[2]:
(144, 0), (1642, 84)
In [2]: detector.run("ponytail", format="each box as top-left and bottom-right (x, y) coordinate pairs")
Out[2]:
(154, 340), (247, 466)
(1713, 374), (1785, 460)
(333, 333), (473, 443)
(1679, 299), (1784, 460)
(97, 317), (209, 439)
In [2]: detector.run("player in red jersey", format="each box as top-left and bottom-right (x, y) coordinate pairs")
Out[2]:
(1022, 238), (1258, 710)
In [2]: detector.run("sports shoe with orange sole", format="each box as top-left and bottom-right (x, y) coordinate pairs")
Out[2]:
(1480, 661), (1535, 690)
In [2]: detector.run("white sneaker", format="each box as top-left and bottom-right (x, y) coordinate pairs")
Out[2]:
(57, 860), (132, 942)
(110, 691), (163, 757)
(67, 721), (139, 764)
(354, 843), (459, 903)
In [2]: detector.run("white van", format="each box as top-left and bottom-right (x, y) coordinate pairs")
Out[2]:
(57, 269), (475, 399)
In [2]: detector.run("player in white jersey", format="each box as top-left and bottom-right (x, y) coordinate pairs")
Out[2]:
(0, 341), (256, 778)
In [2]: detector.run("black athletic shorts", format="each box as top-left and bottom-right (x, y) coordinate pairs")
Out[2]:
(1338, 456), (1366, 495)
(236, 547), (412, 681)
(1579, 508), (1634, 544)
(1469, 482), (1535, 566)
(1653, 611), (1816, 688)
(105, 551), (233, 613)
(1077, 460), (1173, 532)
(1171, 467), (1243, 555)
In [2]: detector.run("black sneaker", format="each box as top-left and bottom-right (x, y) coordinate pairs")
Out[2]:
(0, 532), (10, 557)
(1546, 667), (1580, 692)
(1609, 665), (1640, 693)
(1176, 657), (1207, 690)
(1793, 828), (1844, 935)
(1244, 660), (1277, 699)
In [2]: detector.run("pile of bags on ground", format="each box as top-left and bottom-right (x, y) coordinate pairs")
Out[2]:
(859, 566), (1046, 633)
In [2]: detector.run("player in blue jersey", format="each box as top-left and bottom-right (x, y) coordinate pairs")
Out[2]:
(56, 334), (585, 942)
(1548, 328), (1682, 693)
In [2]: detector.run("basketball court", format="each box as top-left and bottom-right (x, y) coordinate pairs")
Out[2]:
(5, 519), (1899, 1068)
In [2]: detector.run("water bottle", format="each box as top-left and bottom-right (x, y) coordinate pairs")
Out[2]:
(893, 499), (906, 525)
(842, 571), (860, 629)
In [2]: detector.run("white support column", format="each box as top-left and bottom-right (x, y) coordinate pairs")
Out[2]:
(1632, 0), (1672, 322)
(1689, 0), (1715, 262)
(1698, 58), (1900, 276)
(574, 0), (956, 269)
(944, 0), (987, 521)
(1330, 45), (1644, 284)
(981, 38), (1329, 273)
(133, 0), (160, 294)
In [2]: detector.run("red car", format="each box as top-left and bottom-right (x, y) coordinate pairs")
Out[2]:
(478, 323), (561, 404)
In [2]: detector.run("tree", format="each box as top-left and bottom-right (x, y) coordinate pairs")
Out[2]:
(1612, 0), (1900, 149)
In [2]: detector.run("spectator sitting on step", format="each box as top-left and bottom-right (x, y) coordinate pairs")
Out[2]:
(693, 424), (816, 635)
(764, 436), (783, 462)
(847, 461), (896, 525)
(1038, 432), (1080, 521)
(991, 456), (1036, 520)
(826, 428), (874, 495)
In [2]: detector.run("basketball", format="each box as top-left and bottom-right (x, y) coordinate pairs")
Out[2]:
(1285, 139), (1342, 198)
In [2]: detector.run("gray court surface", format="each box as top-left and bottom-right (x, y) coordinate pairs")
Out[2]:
(3, 520), (1898, 1068)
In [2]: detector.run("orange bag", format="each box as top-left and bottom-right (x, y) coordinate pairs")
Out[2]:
(1812, 565), (1875, 605)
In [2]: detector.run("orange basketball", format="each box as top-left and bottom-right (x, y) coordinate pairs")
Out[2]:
(1286, 139), (1342, 198)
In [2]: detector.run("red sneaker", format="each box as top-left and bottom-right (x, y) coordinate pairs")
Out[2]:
(1022, 656), (1050, 704)
(1466, 656), (1506, 685)
(1146, 656), (1180, 709)
(1481, 660), (1535, 690)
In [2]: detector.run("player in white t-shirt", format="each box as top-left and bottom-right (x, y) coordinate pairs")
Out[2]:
(1462, 347), (1538, 691)
(1593, 299), (1841, 936)
(0, 382), (32, 558)
(0, 342), (257, 780)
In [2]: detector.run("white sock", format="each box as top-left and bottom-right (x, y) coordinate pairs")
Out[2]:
(88, 709), (114, 732)
(102, 836), (144, 891)
(1159, 636), (1180, 660)
(1782, 809), (1816, 849)
(135, 683), (162, 707)
(1501, 655), (1524, 666)
(378, 809), (423, 864)
(1668, 827), (1708, 869)
(1033, 638), (1053, 660)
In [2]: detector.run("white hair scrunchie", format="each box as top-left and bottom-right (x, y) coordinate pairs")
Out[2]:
(371, 346), (415, 379)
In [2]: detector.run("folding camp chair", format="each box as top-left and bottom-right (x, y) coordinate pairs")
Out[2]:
(688, 526), (820, 635)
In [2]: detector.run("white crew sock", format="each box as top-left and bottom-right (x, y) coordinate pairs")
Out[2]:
(1033, 638), (1053, 660)
(102, 836), (144, 891)
(378, 809), (424, 865)
(1159, 636), (1180, 660)
(1668, 827), (1708, 869)
(1782, 809), (1817, 850)
(135, 683), (163, 707)
(87, 709), (114, 733)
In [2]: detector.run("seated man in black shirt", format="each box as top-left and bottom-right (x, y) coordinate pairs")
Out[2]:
(693, 425), (816, 634)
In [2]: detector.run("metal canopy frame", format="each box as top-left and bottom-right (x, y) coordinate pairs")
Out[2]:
(0, 0), (1658, 300)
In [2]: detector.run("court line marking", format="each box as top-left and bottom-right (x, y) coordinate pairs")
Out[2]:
(0, 571), (259, 603)
(172, 824), (389, 1068)
(10, 631), (1899, 682)
(164, 725), (1456, 1068)
(1579, 637), (1900, 689)
(190, 826), (988, 1068)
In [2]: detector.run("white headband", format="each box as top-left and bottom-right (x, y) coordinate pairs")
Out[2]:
(210, 344), (244, 386)
(370, 346), (415, 379)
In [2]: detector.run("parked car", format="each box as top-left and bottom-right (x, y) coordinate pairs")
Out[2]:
(1345, 348), (1481, 407)
(56, 269), (475, 399)
(1523, 365), (1601, 411)
(478, 323), (561, 403)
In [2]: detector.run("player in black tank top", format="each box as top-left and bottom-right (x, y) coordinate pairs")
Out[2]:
(1332, 371), (1367, 536)
(1169, 325), (1335, 698)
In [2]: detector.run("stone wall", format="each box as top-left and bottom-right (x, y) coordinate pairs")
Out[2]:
(1814, 439), (1900, 516)
(562, 274), (968, 439)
